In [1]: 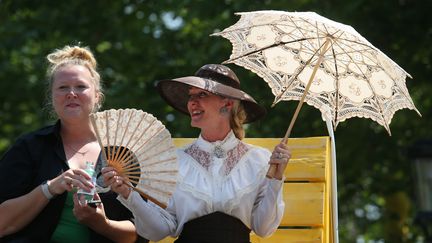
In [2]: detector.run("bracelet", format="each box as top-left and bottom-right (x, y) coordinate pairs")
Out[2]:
(41, 180), (55, 200)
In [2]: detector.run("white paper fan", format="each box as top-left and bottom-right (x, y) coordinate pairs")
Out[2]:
(90, 108), (177, 208)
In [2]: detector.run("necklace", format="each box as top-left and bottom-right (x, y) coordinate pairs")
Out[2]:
(64, 142), (91, 156)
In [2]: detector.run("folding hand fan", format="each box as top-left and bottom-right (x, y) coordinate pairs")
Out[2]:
(90, 108), (177, 208)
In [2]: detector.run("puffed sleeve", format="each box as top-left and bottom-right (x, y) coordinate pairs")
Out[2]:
(117, 191), (178, 241)
(251, 178), (284, 236)
(249, 148), (285, 237)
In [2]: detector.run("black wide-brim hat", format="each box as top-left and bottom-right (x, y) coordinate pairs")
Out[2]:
(156, 64), (266, 123)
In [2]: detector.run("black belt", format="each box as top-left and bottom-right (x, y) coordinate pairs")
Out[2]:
(175, 212), (251, 243)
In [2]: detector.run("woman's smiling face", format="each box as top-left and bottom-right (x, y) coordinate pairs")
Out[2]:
(187, 87), (227, 129)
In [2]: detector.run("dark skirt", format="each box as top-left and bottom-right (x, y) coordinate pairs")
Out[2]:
(175, 212), (251, 243)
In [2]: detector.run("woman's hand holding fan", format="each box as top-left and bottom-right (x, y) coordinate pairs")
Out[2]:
(101, 166), (132, 198)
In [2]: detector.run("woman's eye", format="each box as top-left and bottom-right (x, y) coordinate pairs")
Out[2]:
(198, 92), (208, 98)
(188, 92), (210, 100)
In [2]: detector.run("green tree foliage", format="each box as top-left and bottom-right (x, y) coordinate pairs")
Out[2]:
(1, 0), (431, 241)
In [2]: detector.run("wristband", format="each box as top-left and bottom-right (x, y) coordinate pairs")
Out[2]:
(41, 180), (55, 200)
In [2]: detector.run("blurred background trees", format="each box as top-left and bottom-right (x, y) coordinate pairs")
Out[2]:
(1, 0), (431, 242)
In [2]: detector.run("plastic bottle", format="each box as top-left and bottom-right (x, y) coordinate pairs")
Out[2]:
(77, 161), (97, 205)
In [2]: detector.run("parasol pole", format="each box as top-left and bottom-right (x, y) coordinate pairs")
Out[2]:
(283, 38), (331, 142)
(267, 38), (332, 178)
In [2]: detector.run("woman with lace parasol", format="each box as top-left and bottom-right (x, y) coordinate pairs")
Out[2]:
(103, 64), (291, 242)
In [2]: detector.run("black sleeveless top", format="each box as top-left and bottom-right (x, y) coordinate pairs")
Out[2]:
(175, 212), (251, 243)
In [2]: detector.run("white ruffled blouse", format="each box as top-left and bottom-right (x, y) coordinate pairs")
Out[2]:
(117, 131), (285, 241)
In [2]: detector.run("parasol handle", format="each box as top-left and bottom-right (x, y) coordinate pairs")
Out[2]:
(266, 38), (332, 178)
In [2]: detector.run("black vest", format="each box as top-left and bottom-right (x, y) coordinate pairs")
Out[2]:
(175, 212), (251, 243)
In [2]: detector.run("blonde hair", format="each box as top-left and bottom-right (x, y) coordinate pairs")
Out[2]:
(229, 100), (247, 140)
(45, 45), (104, 115)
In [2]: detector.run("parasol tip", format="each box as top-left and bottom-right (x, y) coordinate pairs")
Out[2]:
(271, 97), (281, 108)
(415, 108), (422, 117)
(384, 125), (392, 136)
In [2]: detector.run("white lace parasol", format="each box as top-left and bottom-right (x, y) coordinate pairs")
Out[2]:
(213, 10), (421, 136)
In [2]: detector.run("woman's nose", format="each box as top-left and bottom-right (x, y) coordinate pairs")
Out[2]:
(187, 99), (198, 112)
(66, 88), (78, 98)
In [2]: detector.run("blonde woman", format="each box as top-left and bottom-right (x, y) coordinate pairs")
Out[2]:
(0, 45), (146, 242)
(103, 64), (291, 243)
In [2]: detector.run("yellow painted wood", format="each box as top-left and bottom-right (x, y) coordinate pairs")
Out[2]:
(251, 228), (323, 243)
(246, 138), (327, 182)
(282, 183), (325, 227)
(150, 237), (176, 243)
(172, 138), (195, 147)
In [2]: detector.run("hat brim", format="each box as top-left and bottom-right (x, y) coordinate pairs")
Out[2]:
(156, 76), (266, 123)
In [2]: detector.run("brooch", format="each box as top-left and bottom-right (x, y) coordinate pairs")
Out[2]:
(213, 145), (226, 158)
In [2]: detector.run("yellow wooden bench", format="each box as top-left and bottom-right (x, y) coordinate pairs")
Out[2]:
(151, 136), (337, 243)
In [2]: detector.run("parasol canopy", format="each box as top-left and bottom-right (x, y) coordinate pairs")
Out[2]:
(213, 10), (421, 137)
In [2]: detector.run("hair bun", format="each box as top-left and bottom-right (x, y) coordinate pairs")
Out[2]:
(47, 45), (97, 69)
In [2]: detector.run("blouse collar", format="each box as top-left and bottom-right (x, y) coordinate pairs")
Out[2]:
(196, 130), (239, 158)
